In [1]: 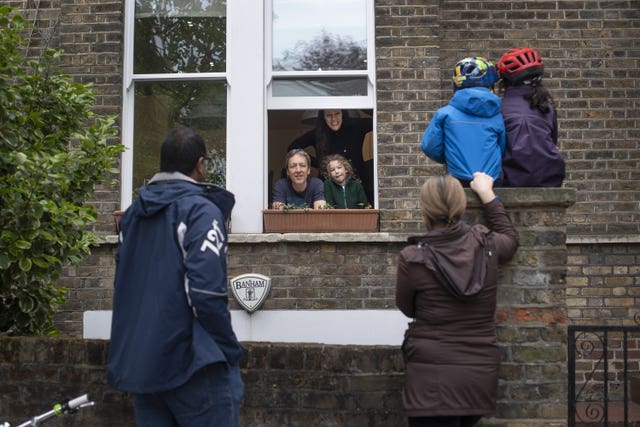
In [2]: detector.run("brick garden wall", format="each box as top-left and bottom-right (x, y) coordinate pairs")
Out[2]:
(5, 189), (572, 427)
(1, 339), (406, 427)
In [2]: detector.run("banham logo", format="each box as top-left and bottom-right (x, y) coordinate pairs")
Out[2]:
(229, 273), (271, 313)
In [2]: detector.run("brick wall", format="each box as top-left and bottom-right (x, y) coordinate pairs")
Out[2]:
(0, 338), (571, 427)
(567, 242), (640, 325)
(0, 338), (406, 427)
(228, 240), (400, 311)
(0, 337), (132, 427)
(54, 246), (117, 336)
(375, 0), (443, 233)
(2, 337), (635, 426)
(375, 0), (640, 235)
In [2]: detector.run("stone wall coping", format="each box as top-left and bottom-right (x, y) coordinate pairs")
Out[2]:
(99, 189), (640, 244)
(101, 232), (411, 244)
(464, 187), (577, 208)
(101, 233), (640, 245)
(566, 235), (640, 245)
(98, 188), (597, 245)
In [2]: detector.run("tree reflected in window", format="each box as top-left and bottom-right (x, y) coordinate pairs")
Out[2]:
(134, 0), (226, 74)
(272, 0), (366, 72)
(274, 29), (366, 71)
(133, 82), (227, 193)
(130, 1), (228, 196)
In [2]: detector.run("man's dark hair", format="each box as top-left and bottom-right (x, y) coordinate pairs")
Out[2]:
(160, 127), (208, 175)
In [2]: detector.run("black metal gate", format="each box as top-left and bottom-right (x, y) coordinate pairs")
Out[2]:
(568, 324), (640, 426)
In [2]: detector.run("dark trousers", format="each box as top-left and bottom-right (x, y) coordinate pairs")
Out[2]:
(133, 363), (243, 427)
(408, 415), (482, 427)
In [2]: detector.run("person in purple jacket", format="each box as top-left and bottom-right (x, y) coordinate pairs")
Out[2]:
(497, 47), (566, 187)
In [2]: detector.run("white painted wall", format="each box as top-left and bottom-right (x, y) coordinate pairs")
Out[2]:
(84, 310), (411, 346)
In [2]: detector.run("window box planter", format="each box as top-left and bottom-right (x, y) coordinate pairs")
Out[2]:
(262, 209), (380, 233)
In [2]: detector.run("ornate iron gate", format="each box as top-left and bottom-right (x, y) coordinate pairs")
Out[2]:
(568, 324), (640, 426)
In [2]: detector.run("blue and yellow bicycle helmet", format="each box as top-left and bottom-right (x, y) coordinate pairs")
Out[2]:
(452, 56), (499, 90)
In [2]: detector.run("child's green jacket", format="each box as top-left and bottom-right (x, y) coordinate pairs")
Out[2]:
(323, 176), (368, 209)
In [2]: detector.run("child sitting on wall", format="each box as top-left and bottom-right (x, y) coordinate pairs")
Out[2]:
(496, 47), (565, 187)
(420, 56), (506, 187)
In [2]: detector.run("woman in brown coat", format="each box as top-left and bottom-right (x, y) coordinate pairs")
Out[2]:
(396, 172), (518, 427)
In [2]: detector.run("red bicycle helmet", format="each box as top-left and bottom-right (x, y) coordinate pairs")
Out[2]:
(497, 47), (544, 83)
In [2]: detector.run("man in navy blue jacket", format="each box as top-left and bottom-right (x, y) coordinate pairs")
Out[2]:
(107, 127), (244, 426)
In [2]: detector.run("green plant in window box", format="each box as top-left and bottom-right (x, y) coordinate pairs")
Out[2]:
(281, 203), (336, 211)
(318, 204), (335, 210)
(282, 203), (308, 212)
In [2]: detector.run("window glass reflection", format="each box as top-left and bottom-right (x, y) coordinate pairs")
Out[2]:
(272, 77), (367, 97)
(133, 81), (227, 194)
(135, 0), (226, 74)
(272, 0), (367, 71)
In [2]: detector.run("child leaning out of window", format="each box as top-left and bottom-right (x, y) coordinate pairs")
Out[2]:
(322, 154), (369, 209)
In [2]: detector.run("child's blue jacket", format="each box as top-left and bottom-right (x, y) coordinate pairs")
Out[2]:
(421, 87), (506, 181)
(107, 173), (243, 393)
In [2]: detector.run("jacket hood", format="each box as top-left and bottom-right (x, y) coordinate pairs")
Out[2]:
(450, 87), (502, 118)
(406, 222), (490, 300)
(133, 172), (235, 221)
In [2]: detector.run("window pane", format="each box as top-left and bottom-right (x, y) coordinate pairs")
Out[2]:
(272, 0), (367, 71)
(135, 0), (226, 74)
(267, 109), (374, 207)
(133, 81), (227, 194)
(272, 77), (367, 97)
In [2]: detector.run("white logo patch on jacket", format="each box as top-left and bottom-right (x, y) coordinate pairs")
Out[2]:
(200, 219), (225, 256)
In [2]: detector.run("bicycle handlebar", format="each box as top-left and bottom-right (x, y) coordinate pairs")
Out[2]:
(2, 394), (95, 427)
(62, 394), (91, 412)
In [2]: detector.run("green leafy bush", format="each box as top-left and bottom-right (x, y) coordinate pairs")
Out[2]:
(0, 7), (125, 335)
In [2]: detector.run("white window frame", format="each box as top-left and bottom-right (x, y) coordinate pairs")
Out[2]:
(265, 0), (377, 210)
(120, 0), (374, 233)
(266, 0), (376, 111)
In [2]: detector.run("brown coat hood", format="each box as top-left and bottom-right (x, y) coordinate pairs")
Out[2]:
(406, 222), (491, 301)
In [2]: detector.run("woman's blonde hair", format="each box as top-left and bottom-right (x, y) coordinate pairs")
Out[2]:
(420, 174), (467, 229)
